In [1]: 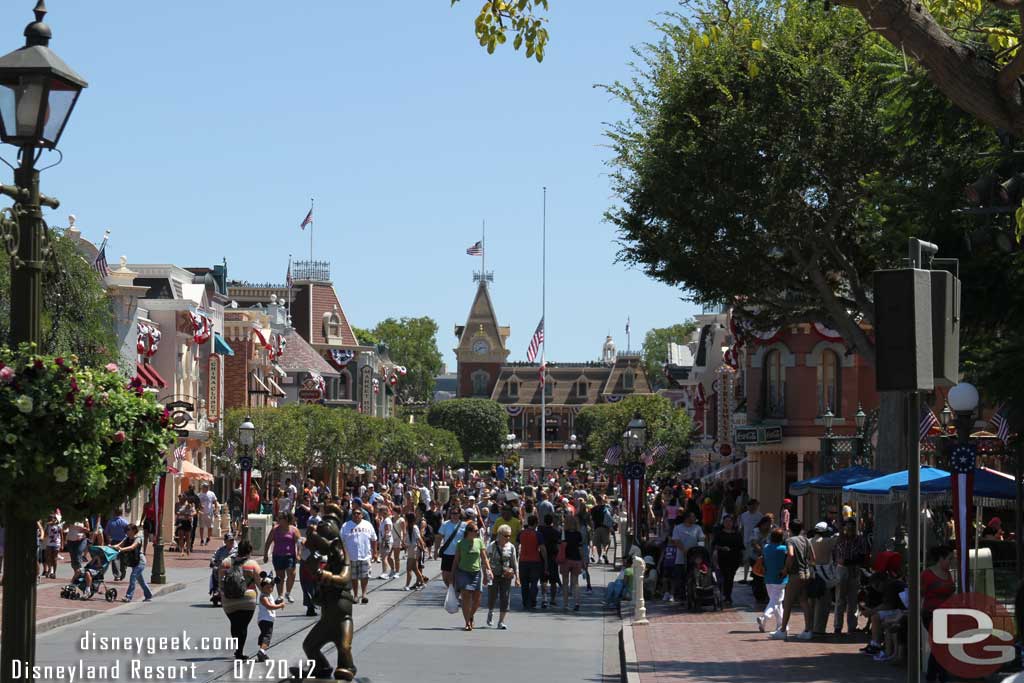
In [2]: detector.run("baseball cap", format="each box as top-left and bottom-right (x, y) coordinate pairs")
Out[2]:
(464, 507), (478, 517)
(352, 497), (363, 506)
(814, 522), (828, 533)
(223, 532), (234, 540)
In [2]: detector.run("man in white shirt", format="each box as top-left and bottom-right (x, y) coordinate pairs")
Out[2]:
(738, 499), (761, 582)
(197, 483), (219, 547)
(340, 506), (377, 604)
(419, 483), (432, 507)
(670, 511), (706, 600)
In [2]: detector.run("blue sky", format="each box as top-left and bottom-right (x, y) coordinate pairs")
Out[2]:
(0, 1), (700, 368)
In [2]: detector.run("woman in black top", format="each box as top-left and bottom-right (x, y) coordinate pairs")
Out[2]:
(559, 515), (584, 612)
(712, 514), (744, 605)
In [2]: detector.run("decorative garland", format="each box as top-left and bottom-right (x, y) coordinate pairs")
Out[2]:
(136, 322), (161, 357)
(606, 394), (623, 403)
(328, 349), (355, 369)
(269, 333), (287, 361)
(189, 311), (213, 345)
(813, 322), (844, 341)
(506, 405), (524, 416)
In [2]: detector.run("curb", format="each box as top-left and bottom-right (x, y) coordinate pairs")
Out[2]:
(35, 581), (187, 634)
(619, 617), (641, 683)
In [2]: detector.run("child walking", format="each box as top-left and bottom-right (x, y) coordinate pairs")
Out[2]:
(256, 573), (285, 662)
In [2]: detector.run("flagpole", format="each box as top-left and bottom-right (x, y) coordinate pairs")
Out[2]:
(287, 254), (292, 326)
(309, 198), (314, 261)
(541, 187), (547, 478)
(481, 219), (486, 282)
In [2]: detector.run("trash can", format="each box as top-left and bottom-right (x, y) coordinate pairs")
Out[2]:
(436, 485), (450, 505)
(246, 514), (273, 555)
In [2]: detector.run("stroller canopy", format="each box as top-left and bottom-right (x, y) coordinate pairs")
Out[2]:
(88, 545), (121, 564)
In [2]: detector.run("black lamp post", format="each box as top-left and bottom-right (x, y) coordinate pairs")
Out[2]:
(621, 412), (647, 564)
(818, 404), (868, 519)
(238, 415), (256, 540)
(0, 3), (86, 680)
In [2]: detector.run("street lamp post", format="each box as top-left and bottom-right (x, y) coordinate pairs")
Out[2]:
(817, 404), (868, 520)
(562, 433), (580, 460)
(238, 416), (256, 540)
(621, 412), (646, 566)
(0, 3), (87, 679)
(501, 433), (522, 484)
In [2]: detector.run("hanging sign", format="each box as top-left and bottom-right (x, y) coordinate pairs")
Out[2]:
(208, 356), (221, 422)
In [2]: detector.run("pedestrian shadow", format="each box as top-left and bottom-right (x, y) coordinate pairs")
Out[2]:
(636, 651), (903, 682)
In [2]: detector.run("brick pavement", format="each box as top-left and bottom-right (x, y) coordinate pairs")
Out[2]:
(628, 582), (903, 683)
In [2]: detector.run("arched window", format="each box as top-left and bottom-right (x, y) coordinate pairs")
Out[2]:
(818, 349), (840, 416)
(764, 350), (785, 417)
(471, 369), (490, 397)
(623, 368), (635, 391)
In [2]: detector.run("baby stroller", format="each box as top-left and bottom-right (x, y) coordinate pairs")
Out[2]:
(60, 545), (119, 602)
(685, 545), (722, 612)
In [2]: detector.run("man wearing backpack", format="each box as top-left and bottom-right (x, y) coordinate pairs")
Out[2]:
(590, 495), (613, 564)
(437, 507), (466, 588)
(219, 539), (261, 660)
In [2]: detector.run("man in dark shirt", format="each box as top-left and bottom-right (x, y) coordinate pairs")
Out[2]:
(590, 496), (613, 564)
(539, 514), (561, 609)
(861, 572), (906, 655)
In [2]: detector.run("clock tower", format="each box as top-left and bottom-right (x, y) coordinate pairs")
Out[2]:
(454, 281), (509, 398)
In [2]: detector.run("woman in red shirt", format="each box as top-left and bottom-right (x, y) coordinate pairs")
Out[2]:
(922, 545), (955, 682)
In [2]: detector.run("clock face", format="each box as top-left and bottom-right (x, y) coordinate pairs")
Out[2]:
(472, 339), (490, 355)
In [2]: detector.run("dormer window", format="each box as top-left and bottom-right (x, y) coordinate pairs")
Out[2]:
(623, 368), (635, 391)
(508, 379), (519, 398)
(577, 381), (588, 398)
(545, 380), (553, 399)
(323, 307), (342, 339)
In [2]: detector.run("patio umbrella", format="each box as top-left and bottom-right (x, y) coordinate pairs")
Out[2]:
(917, 467), (1017, 507)
(842, 467), (949, 503)
(789, 465), (883, 497)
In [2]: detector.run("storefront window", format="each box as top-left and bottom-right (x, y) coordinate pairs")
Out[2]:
(817, 349), (839, 415)
(764, 350), (785, 417)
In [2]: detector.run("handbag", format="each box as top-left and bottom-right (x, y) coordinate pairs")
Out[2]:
(751, 556), (766, 577)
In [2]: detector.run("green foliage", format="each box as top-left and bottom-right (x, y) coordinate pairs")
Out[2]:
(603, 0), (990, 357)
(0, 345), (175, 521)
(0, 230), (118, 366)
(352, 326), (380, 348)
(641, 322), (698, 390)
(451, 0), (550, 61)
(576, 394), (692, 475)
(217, 405), (463, 474)
(371, 317), (444, 404)
(426, 398), (507, 462)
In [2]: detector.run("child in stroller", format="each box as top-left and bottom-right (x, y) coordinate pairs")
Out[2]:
(61, 545), (119, 602)
(685, 544), (722, 612)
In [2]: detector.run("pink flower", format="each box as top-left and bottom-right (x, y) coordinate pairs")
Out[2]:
(0, 367), (13, 383)
(113, 430), (126, 443)
(55, 357), (64, 366)
(105, 363), (118, 373)
(33, 359), (43, 369)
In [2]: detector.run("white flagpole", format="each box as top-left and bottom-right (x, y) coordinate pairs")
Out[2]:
(541, 187), (547, 477)
(481, 219), (486, 281)
(287, 254), (292, 326)
(309, 197), (314, 261)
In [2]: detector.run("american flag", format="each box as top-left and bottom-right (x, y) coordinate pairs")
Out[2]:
(226, 441), (236, 459)
(950, 443), (976, 592)
(605, 444), (622, 465)
(173, 442), (188, 469)
(466, 240), (483, 256)
(286, 260), (293, 288)
(93, 241), (110, 277)
(300, 208), (313, 230)
(644, 443), (667, 466)
(255, 442), (266, 458)
(526, 317), (544, 363)
(919, 405), (939, 442)
(991, 403), (1011, 444)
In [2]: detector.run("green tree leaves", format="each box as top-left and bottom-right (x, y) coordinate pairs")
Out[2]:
(452, 0), (550, 62)
(641, 322), (698, 390)
(426, 398), (507, 464)
(370, 316), (444, 404)
(575, 394), (692, 475)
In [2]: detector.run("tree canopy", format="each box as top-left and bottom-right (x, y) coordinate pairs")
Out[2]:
(371, 316), (444, 404)
(451, 0), (551, 61)
(604, 0), (992, 364)
(0, 230), (118, 367)
(641, 322), (697, 390)
(426, 398), (507, 463)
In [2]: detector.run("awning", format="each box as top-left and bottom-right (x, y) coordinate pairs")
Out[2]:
(701, 457), (748, 484)
(249, 372), (270, 394)
(180, 459), (214, 482)
(789, 465), (883, 497)
(214, 332), (235, 356)
(266, 377), (286, 397)
(137, 363), (167, 389)
(271, 362), (287, 378)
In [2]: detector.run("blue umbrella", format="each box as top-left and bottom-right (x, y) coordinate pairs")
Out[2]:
(917, 467), (1017, 507)
(843, 467), (949, 503)
(789, 465), (883, 497)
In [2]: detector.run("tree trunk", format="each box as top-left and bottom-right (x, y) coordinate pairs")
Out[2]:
(840, 0), (1024, 134)
(872, 391), (907, 551)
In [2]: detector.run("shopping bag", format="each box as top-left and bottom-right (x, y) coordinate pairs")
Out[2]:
(444, 583), (460, 614)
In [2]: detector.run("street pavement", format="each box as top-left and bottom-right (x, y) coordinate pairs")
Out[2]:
(21, 544), (619, 683)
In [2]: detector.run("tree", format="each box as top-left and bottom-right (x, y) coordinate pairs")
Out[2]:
(369, 316), (444, 404)
(576, 394), (692, 473)
(641, 322), (698, 390)
(352, 326), (380, 348)
(605, 0), (989, 364)
(451, 0), (551, 61)
(426, 398), (507, 465)
(0, 230), (118, 367)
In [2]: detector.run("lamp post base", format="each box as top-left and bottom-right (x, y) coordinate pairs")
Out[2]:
(150, 543), (167, 584)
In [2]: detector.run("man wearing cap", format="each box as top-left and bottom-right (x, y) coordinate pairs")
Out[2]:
(437, 507), (467, 587)
(340, 505), (377, 604)
(366, 484), (382, 507)
(209, 532), (236, 604)
(491, 503), (521, 544)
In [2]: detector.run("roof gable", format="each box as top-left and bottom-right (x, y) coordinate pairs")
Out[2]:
(455, 283), (509, 360)
(309, 282), (359, 347)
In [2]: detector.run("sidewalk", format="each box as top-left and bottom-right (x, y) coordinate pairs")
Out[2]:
(625, 582), (902, 683)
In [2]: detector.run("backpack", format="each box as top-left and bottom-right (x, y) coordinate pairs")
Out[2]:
(221, 558), (248, 600)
